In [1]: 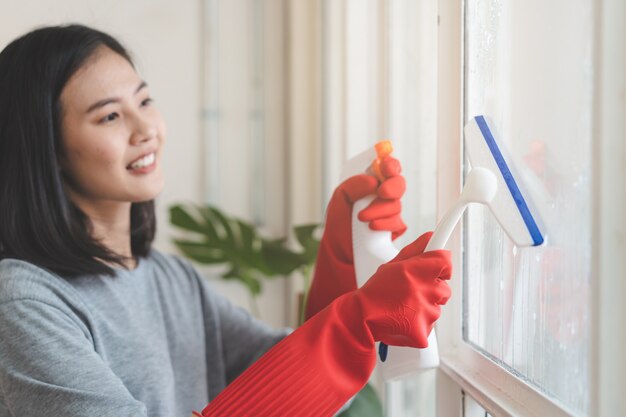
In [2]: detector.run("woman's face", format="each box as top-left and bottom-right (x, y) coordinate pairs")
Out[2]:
(59, 46), (166, 210)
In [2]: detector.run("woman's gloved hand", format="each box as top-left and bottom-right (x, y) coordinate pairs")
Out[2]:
(197, 232), (451, 417)
(349, 231), (451, 348)
(305, 156), (407, 320)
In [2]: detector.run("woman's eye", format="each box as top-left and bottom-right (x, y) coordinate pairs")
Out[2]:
(141, 97), (153, 107)
(99, 112), (119, 123)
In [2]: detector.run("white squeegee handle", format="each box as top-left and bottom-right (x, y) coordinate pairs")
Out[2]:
(424, 200), (467, 252)
(425, 167), (498, 252)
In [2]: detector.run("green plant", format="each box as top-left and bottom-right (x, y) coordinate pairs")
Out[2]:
(169, 204), (319, 318)
(169, 203), (382, 417)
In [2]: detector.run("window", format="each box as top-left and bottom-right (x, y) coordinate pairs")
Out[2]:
(463, 0), (592, 414)
(436, 0), (625, 416)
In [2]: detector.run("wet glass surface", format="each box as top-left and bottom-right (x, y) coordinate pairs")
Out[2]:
(463, 0), (592, 415)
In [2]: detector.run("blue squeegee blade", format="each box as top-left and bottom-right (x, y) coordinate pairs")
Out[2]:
(475, 116), (544, 246)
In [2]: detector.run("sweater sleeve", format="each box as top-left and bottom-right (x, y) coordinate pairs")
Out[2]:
(195, 276), (290, 385)
(0, 298), (147, 416)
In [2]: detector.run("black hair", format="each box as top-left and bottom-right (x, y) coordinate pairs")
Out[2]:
(0, 24), (156, 277)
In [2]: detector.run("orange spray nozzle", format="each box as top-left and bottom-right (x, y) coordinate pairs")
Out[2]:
(369, 140), (393, 182)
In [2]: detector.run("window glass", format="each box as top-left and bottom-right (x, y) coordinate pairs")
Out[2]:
(464, 393), (490, 417)
(463, 0), (592, 415)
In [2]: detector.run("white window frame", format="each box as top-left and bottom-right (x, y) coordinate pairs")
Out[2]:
(434, 1), (626, 416)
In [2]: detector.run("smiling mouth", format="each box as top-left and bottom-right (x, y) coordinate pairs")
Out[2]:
(127, 152), (156, 170)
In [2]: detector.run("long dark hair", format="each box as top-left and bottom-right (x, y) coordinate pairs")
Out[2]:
(0, 24), (156, 277)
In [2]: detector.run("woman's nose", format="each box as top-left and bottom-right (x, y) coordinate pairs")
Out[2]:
(130, 113), (158, 145)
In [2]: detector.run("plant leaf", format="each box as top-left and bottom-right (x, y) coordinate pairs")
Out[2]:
(173, 240), (226, 264)
(237, 219), (256, 251)
(337, 383), (382, 417)
(294, 224), (320, 249)
(223, 267), (262, 296)
(208, 206), (236, 245)
(260, 243), (304, 275)
(170, 203), (320, 301)
(169, 205), (205, 233)
(235, 219), (270, 274)
(293, 223), (321, 264)
(196, 205), (220, 241)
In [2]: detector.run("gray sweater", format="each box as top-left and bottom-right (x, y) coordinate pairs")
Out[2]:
(0, 251), (288, 416)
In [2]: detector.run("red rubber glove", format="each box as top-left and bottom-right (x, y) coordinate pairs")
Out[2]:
(305, 156), (407, 320)
(197, 232), (451, 417)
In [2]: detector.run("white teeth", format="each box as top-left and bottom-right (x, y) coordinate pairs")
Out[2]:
(130, 153), (156, 169)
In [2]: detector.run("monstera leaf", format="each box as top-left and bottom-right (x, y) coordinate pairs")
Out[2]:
(170, 204), (321, 298)
(293, 223), (321, 264)
(170, 204), (272, 296)
(260, 223), (320, 275)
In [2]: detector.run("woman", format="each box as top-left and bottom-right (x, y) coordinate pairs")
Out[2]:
(0, 25), (452, 416)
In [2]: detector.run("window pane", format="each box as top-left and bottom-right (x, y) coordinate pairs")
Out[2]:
(463, 0), (592, 415)
(464, 392), (488, 417)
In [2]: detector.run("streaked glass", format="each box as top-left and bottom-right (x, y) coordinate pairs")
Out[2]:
(463, 0), (592, 415)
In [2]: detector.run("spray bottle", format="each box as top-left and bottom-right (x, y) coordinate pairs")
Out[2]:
(340, 141), (439, 381)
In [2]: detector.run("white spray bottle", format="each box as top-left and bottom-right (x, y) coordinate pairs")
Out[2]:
(340, 141), (439, 381)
